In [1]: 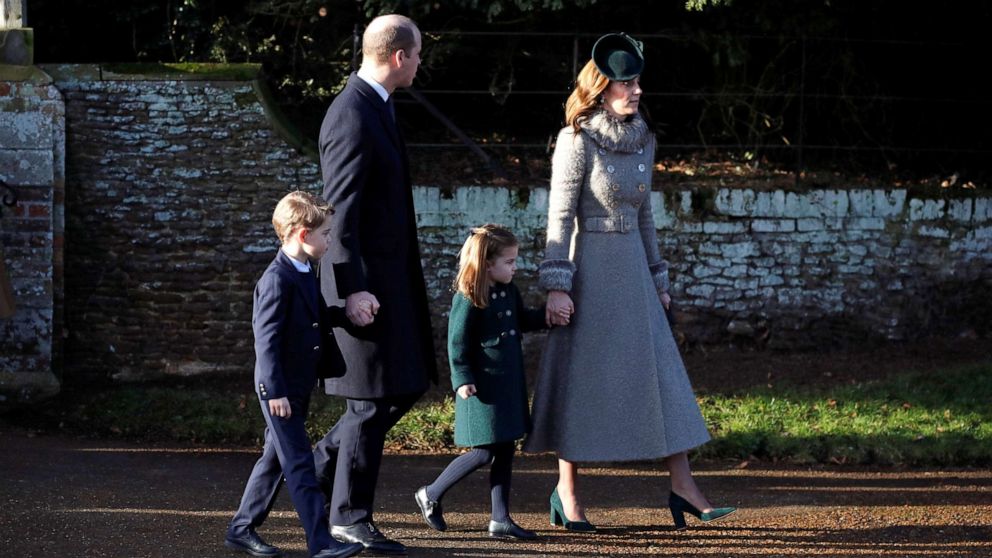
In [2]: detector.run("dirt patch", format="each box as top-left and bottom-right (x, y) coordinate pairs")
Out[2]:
(682, 335), (992, 395)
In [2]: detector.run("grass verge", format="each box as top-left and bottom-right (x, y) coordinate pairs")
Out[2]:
(3, 364), (989, 466)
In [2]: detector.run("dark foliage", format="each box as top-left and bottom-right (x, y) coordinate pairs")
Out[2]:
(27, 0), (992, 184)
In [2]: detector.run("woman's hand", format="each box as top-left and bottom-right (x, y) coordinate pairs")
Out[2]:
(546, 290), (575, 327)
(457, 384), (477, 399)
(660, 292), (671, 310)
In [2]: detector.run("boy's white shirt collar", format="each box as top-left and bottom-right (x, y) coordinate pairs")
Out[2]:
(281, 247), (312, 273)
(357, 68), (390, 102)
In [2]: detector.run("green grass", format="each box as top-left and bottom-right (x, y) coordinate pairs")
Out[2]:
(5, 364), (990, 466)
(695, 363), (992, 466)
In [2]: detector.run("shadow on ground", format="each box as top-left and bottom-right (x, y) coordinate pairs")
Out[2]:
(1, 430), (989, 557)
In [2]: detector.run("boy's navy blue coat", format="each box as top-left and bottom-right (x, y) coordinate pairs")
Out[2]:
(253, 250), (346, 400)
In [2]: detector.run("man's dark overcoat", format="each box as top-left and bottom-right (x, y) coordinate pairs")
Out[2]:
(317, 73), (438, 398)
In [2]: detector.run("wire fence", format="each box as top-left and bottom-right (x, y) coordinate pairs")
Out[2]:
(392, 30), (991, 182)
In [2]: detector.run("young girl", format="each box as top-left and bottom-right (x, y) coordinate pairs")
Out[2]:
(414, 224), (555, 540)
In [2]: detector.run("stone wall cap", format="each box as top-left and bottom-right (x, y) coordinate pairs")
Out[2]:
(0, 63), (50, 84)
(100, 63), (261, 82)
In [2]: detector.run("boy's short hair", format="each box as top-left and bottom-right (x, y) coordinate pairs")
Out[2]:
(272, 190), (334, 244)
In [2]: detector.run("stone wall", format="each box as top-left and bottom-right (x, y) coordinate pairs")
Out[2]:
(4, 65), (990, 390)
(414, 186), (992, 355)
(0, 67), (64, 403)
(42, 64), (322, 383)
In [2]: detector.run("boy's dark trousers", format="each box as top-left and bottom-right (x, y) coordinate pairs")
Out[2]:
(229, 396), (333, 556)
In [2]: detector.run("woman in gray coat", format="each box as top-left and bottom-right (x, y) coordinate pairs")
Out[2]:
(523, 33), (735, 531)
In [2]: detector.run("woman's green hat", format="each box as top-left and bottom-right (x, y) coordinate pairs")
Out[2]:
(592, 32), (644, 81)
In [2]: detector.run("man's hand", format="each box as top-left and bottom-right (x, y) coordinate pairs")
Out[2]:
(345, 291), (380, 326)
(268, 397), (291, 419)
(457, 384), (477, 400)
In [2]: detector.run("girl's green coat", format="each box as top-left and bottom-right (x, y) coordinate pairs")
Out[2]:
(447, 281), (546, 447)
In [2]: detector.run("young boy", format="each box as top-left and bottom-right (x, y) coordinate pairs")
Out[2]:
(225, 191), (365, 558)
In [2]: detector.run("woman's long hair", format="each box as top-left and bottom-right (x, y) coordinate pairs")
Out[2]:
(565, 59), (611, 132)
(454, 224), (518, 308)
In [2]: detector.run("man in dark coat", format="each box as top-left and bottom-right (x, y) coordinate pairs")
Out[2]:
(313, 14), (437, 556)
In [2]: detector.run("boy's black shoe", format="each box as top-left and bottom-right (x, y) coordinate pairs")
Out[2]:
(224, 529), (281, 557)
(331, 522), (407, 555)
(312, 542), (364, 558)
(414, 486), (447, 531)
(488, 518), (538, 540)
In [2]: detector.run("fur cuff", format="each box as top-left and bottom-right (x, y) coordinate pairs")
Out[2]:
(650, 261), (670, 294)
(539, 259), (577, 292)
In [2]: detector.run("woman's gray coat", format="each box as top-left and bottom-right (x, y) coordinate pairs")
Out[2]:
(522, 110), (711, 462)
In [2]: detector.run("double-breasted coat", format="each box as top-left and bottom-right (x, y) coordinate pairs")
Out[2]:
(253, 250), (346, 401)
(523, 111), (711, 461)
(447, 282), (545, 447)
(317, 73), (438, 398)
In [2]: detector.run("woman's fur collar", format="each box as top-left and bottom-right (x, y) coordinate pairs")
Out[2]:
(579, 110), (651, 153)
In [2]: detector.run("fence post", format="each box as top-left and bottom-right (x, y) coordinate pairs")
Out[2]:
(795, 35), (807, 188)
(352, 24), (361, 72)
(572, 35), (579, 79)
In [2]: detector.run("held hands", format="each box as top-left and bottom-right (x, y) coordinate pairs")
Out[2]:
(457, 384), (477, 400)
(546, 290), (575, 327)
(268, 397), (291, 419)
(345, 291), (380, 327)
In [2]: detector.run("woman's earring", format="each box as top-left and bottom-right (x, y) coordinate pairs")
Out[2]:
(597, 96), (604, 104)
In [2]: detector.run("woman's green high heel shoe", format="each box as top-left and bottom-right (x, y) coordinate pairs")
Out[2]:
(668, 491), (736, 530)
(549, 489), (596, 532)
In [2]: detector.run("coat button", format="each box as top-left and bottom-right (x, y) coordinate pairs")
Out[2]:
(611, 184), (620, 192)
(500, 331), (508, 338)
(506, 310), (512, 316)
(312, 322), (319, 328)
(638, 163), (646, 172)
(607, 164), (615, 173)
(510, 329), (517, 336)
(313, 345), (320, 351)
(638, 183), (647, 192)
(497, 311), (503, 318)
(637, 147), (644, 154)
(491, 292), (497, 299)
(598, 148), (606, 155)
(500, 291), (507, 297)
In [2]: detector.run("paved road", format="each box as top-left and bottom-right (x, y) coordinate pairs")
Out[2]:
(1, 428), (990, 557)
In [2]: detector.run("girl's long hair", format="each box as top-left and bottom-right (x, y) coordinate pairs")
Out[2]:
(565, 59), (611, 132)
(454, 224), (518, 308)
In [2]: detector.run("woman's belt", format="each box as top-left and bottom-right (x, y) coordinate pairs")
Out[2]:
(581, 214), (635, 233)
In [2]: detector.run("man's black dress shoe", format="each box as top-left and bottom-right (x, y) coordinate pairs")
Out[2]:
(331, 522), (407, 555)
(488, 518), (538, 540)
(414, 486), (447, 531)
(224, 529), (281, 557)
(311, 541), (364, 558)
